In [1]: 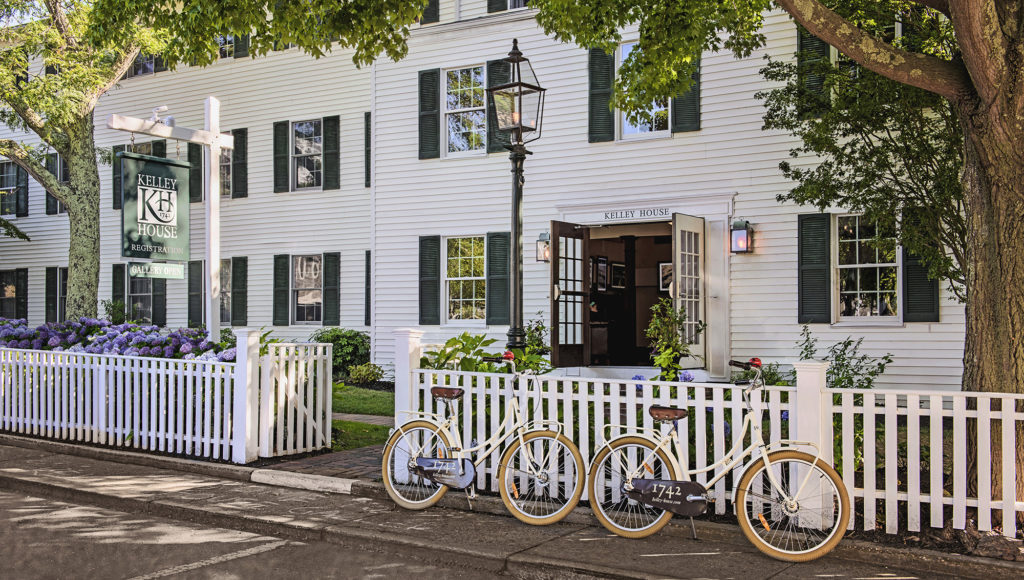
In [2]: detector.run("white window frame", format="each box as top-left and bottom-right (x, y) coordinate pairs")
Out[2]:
(220, 258), (232, 326)
(220, 130), (233, 198)
(127, 274), (154, 324)
(291, 254), (323, 325)
(442, 65), (488, 158)
(443, 235), (487, 325)
(831, 213), (904, 327)
(126, 54), (155, 78)
(617, 41), (670, 141)
(53, 155), (70, 213)
(507, 0), (529, 9)
(0, 161), (16, 217)
(58, 267), (68, 323)
(291, 119), (324, 191)
(0, 270), (17, 319)
(217, 35), (235, 59)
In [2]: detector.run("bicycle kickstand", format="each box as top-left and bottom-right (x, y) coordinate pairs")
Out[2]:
(464, 487), (477, 510)
(689, 517), (699, 541)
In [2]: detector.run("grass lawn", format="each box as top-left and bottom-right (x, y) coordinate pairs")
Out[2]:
(331, 420), (391, 452)
(332, 383), (394, 416)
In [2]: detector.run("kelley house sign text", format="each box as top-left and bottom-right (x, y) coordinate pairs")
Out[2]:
(120, 152), (191, 261)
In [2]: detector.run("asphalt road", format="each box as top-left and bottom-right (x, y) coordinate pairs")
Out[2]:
(0, 490), (490, 580)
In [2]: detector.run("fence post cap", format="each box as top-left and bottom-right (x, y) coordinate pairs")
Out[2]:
(792, 360), (830, 372)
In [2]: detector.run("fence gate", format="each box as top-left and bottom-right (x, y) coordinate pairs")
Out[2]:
(257, 343), (333, 457)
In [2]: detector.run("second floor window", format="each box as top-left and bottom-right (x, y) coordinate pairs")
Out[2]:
(293, 120), (323, 189)
(445, 66), (486, 154)
(619, 43), (668, 137)
(127, 54), (155, 78)
(217, 35), (235, 59)
(0, 162), (16, 216)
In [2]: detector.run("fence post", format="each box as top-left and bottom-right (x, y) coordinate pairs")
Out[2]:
(232, 328), (260, 464)
(792, 360), (832, 462)
(393, 328), (423, 422)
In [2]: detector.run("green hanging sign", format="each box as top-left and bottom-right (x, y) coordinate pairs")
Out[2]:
(120, 151), (191, 261)
(128, 262), (186, 280)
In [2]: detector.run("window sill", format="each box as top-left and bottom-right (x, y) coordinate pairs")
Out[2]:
(830, 320), (904, 329)
(278, 187), (324, 195)
(441, 150), (488, 160)
(617, 131), (672, 143)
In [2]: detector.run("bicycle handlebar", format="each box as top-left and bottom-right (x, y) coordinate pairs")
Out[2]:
(480, 356), (506, 364)
(729, 359), (752, 370)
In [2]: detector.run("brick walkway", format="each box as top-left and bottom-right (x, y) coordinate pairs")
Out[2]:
(272, 444), (385, 481)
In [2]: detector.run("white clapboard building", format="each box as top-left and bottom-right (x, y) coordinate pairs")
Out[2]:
(0, 5), (965, 389)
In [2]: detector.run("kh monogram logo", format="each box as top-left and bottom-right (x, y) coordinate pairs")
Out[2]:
(138, 186), (176, 226)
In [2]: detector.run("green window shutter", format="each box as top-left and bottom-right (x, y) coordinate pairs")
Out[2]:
(797, 213), (832, 324)
(485, 232), (511, 326)
(487, 0), (506, 13)
(273, 121), (290, 193)
(112, 145), (125, 210)
(670, 61), (701, 133)
(588, 48), (615, 143)
(486, 59), (512, 153)
(112, 264), (126, 305)
(14, 268), (28, 320)
(187, 260), (204, 328)
(363, 112), (371, 188)
(45, 64), (58, 76)
(421, 0), (439, 24)
(797, 26), (830, 116)
(419, 236), (441, 325)
(322, 252), (341, 326)
(46, 267), (58, 322)
(231, 256), (248, 326)
(187, 143), (203, 202)
(234, 35), (250, 58)
(15, 165), (28, 217)
(152, 278), (167, 327)
(364, 250), (371, 326)
(273, 254), (290, 325)
(418, 69), (441, 160)
(45, 154), (58, 215)
(232, 128), (248, 198)
(151, 139), (167, 158)
(902, 248), (939, 322)
(323, 115), (341, 190)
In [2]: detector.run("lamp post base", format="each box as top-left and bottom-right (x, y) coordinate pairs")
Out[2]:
(506, 327), (526, 351)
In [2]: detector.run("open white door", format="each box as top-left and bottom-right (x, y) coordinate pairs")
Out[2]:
(672, 213), (706, 368)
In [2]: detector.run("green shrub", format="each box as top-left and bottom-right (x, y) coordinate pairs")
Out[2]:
(644, 298), (705, 381)
(733, 361), (793, 386)
(797, 325), (892, 390)
(101, 299), (128, 325)
(420, 332), (502, 372)
(309, 328), (370, 375)
(347, 362), (385, 385)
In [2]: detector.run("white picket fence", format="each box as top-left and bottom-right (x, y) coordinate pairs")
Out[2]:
(0, 329), (333, 464)
(393, 329), (1024, 539)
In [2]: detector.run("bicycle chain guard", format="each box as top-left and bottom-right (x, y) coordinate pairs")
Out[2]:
(413, 457), (476, 490)
(626, 479), (709, 517)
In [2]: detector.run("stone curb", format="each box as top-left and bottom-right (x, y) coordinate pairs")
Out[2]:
(1, 433), (1022, 579)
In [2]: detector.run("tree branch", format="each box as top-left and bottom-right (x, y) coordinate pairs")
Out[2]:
(775, 0), (973, 102)
(45, 0), (78, 48)
(0, 138), (72, 205)
(3, 95), (53, 145)
(946, 1), (1003, 105)
(82, 46), (140, 115)
(912, 0), (951, 17)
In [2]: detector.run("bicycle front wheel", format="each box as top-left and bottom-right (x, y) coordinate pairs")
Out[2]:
(498, 430), (585, 525)
(735, 450), (850, 562)
(381, 420), (452, 510)
(587, 436), (679, 538)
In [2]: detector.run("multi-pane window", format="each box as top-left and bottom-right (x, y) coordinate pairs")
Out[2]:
(293, 120), (322, 189)
(220, 131), (232, 197)
(217, 35), (235, 59)
(127, 54), (155, 78)
(508, 0), (528, 8)
(0, 162), (16, 216)
(58, 267), (68, 322)
(0, 270), (16, 319)
(54, 155), (70, 213)
(837, 215), (898, 319)
(220, 259), (232, 325)
(129, 141), (154, 156)
(292, 255), (323, 324)
(619, 43), (668, 137)
(444, 67), (486, 154)
(128, 276), (153, 324)
(445, 236), (486, 321)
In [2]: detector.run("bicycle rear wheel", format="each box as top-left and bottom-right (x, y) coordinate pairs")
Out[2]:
(587, 436), (679, 538)
(735, 450), (850, 562)
(381, 420), (452, 510)
(498, 430), (585, 525)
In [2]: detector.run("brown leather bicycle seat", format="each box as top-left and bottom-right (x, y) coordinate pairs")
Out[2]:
(430, 387), (464, 400)
(649, 405), (689, 422)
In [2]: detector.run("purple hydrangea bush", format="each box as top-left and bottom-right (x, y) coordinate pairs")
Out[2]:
(0, 318), (236, 362)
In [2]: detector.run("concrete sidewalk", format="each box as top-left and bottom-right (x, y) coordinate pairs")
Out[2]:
(0, 440), (1019, 579)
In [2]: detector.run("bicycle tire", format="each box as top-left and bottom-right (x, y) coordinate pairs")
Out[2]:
(735, 450), (850, 562)
(498, 430), (586, 526)
(587, 436), (680, 538)
(381, 420), (452, 510)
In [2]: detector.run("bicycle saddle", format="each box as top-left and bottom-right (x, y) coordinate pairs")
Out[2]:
(430, 387), (464, 400)
(648, 405), (688, 422)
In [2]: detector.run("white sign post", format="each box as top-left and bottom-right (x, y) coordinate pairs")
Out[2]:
(107, 97), (233, 340)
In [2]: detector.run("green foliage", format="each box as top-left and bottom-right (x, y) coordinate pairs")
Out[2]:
(100, 299), (127, 325)
(797, 325), (893, 390)
(734, 362), (793, 386)
(525, 313), (551, 357)
(758, 6), (965, 300)
(347, 362), (385, 385)
(419, 332), (502, 373)
(258, 327), (282, 357)
(309, 328), (370, 376)
(218, 327), (237, 349)
(332, 383), (394, 416)
(644, 298), (704, 381)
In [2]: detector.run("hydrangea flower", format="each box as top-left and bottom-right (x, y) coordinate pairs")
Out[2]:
(680, 371), (695, 382)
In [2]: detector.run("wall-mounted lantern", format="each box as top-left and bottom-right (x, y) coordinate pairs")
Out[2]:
(731, 220), (754, 253)
(536, 231), (551, 262)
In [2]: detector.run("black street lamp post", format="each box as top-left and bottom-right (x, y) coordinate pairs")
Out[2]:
(487, 39), (546, 351)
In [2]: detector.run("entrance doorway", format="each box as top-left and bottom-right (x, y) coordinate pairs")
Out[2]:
(550, 215), (706, 369)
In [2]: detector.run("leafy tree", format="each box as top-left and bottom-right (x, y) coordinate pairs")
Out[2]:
(0, 0), (425, 319)
(533, 0), (1024, 516)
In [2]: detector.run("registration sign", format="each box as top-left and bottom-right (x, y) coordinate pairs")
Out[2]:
(121, 151), (191, 261)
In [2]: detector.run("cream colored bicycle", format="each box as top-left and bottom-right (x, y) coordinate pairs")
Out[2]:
(587, 358), (850, 562)
(382, 353), (585, 526)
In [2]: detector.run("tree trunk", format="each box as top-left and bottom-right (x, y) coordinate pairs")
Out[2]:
(959, 111), (1024, 525)
(62, 114), (102, 320)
